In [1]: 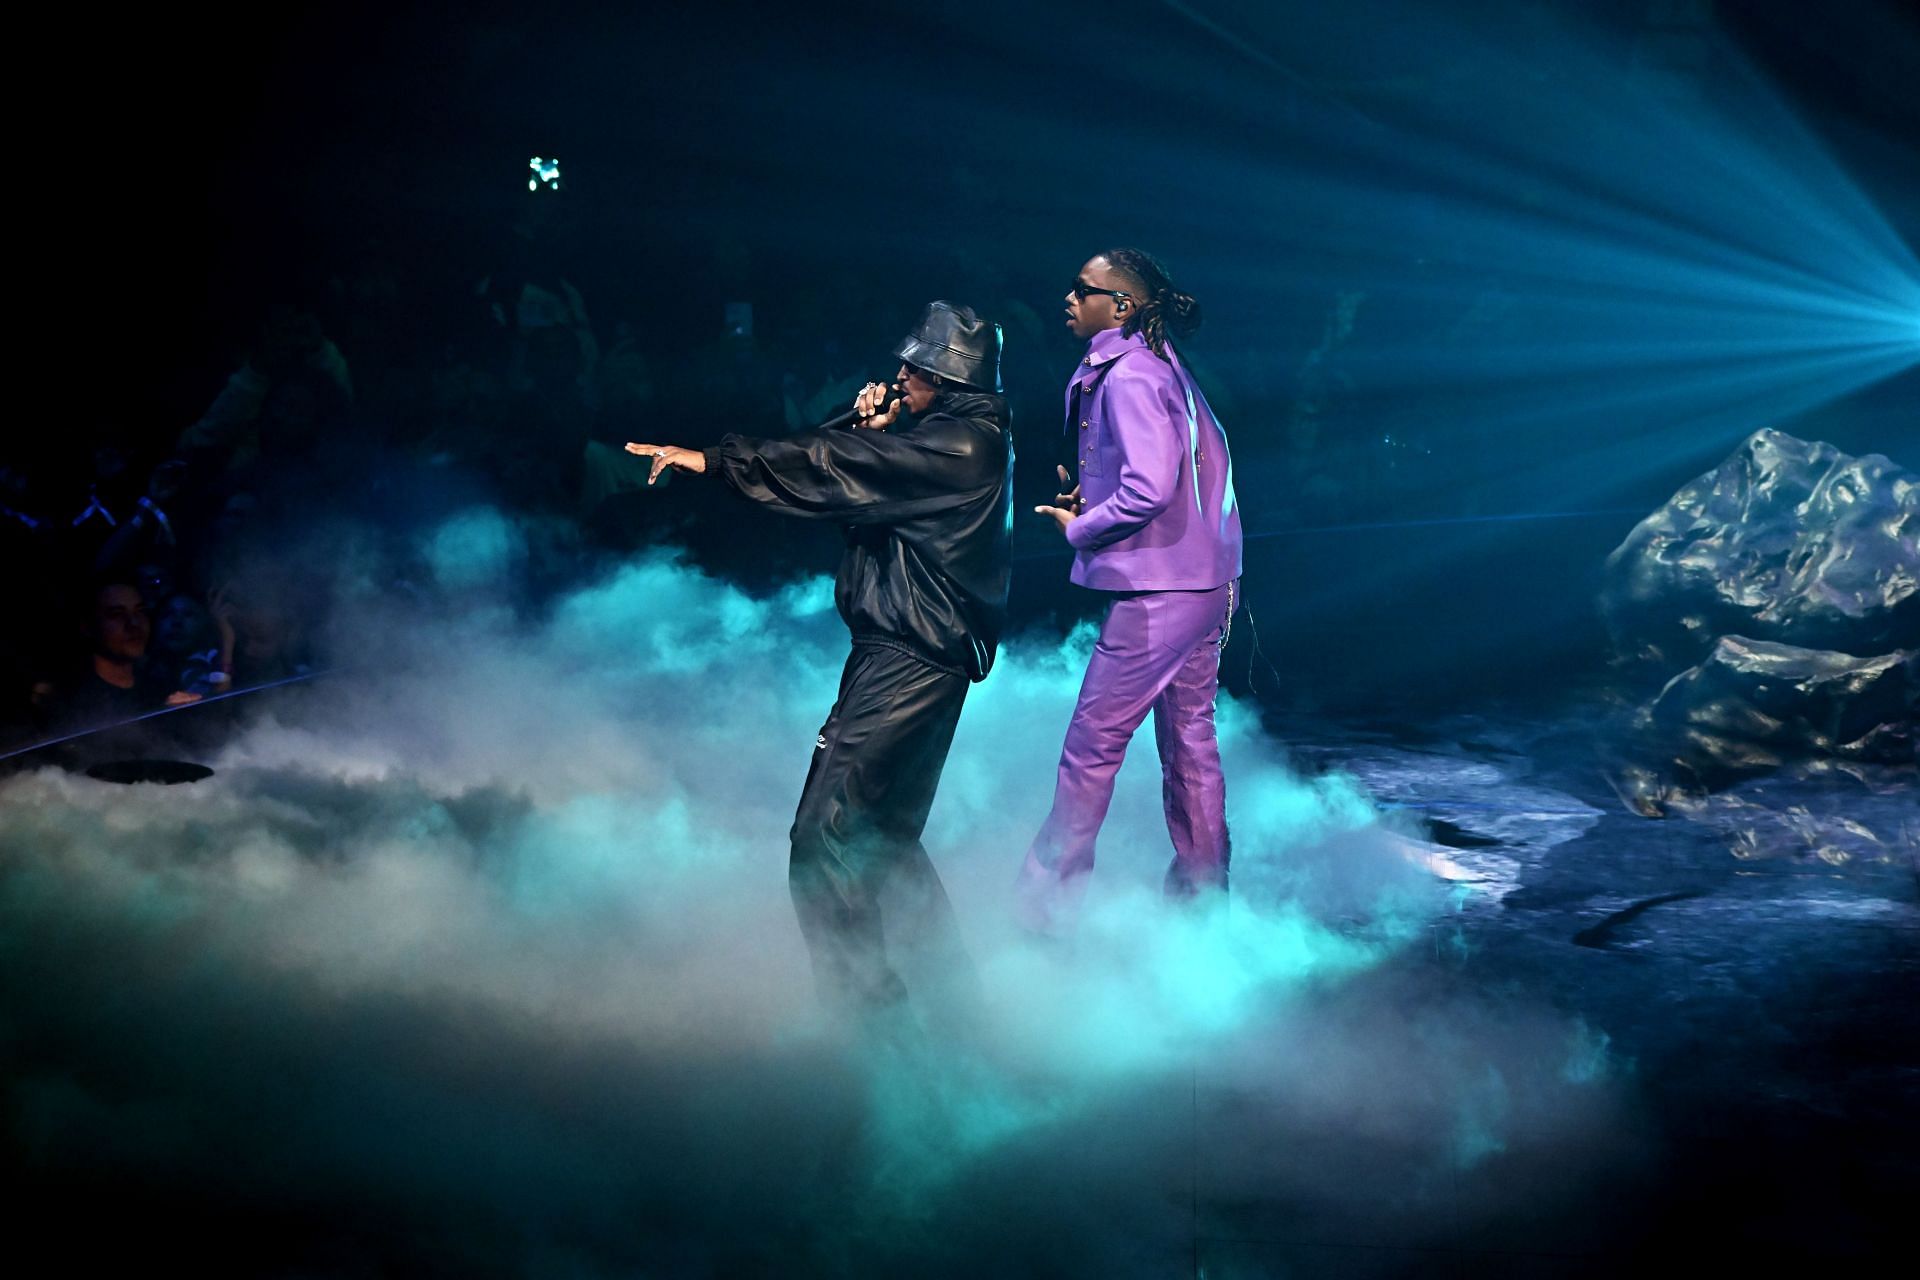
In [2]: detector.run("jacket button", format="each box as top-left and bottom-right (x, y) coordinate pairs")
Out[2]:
(1080, 420), (1089, 430)
(1083, 356), (1093, 365)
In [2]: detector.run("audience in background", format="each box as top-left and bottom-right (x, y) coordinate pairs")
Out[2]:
(2, 228), (1422, 767)
(41, 580), (198, 736)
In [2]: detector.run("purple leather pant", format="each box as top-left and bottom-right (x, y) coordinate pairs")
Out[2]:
(1017, 580), (1238, 930)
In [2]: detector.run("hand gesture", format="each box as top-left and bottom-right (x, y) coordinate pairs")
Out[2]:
(624, 443), (708, 485)
(208, 582), (238, 654)
(852, 381), (903, 430)
(1033, 463), (1084, 535)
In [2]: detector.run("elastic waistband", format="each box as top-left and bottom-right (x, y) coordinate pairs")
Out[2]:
(849, 633), (970, 680)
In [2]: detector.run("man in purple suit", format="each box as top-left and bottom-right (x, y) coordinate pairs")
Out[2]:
(1019, 248), (1244, 931)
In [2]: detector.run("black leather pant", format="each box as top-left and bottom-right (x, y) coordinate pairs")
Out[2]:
(788, 641), (973, 1012)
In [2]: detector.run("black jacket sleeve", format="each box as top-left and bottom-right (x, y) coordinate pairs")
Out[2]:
(703, 417), (1002, 524)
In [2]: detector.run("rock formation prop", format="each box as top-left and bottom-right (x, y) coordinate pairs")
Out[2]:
(1603, 428), (1916, 666)
(1602, 430), (1917, 816)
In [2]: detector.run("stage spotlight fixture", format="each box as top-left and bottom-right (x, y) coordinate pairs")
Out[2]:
(528, 157), (561, 192)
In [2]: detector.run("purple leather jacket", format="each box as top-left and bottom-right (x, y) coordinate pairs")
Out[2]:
(1063, 328), (1243, 591)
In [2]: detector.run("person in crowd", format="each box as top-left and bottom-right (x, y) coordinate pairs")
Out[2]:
(668, 298), (785, 444)
(176, 306), (357, 512)
(1018, 249), (1244, 931)
(93, 456), (188, 582)
(782, 337), (868, 434)
(213, 579), (310, 689)
(187, 492), (260, 592)
(627, 302), (1012, 1019)
(42, 579), (201, 738)
(179, 307), (354, 464)
(150, 591), (230, 699)
(50, 434), (146, 573)
(579, 321), (673, 538)
(499, 321), (595, 514)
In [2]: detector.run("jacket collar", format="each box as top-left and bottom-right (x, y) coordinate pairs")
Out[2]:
(1080, 326), (1150, 369)
(927, 389), (1008, 431)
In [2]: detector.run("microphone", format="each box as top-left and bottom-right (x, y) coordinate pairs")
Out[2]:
(816, 382), (902, 431)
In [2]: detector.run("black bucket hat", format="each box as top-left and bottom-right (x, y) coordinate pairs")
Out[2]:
(894, 301), (1002, 393)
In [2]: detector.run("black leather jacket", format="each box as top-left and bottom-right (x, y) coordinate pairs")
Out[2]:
(703, 391), (1012, 680)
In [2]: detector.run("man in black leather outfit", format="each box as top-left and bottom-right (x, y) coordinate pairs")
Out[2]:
(629, 301), (1012, 1014)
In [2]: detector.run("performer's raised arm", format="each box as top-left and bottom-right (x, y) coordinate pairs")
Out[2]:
(629, 369), (1003, 524)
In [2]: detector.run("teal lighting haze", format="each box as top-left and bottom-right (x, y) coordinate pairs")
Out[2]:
(1145, 1), (1920, 502)
(724, 2), (1917, 658)
(921, 0), (1919, 676)
(0, 507), (1629, 1273)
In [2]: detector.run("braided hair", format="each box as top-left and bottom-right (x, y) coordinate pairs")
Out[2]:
(1099, 247), (1201, 359)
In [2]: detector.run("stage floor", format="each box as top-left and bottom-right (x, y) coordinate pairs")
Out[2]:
(6, 707), (1914, 1276)
(1199, 712), (1917, 1272)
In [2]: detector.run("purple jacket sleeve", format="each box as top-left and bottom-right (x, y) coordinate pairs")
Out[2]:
(1065, 362), (1183, 552)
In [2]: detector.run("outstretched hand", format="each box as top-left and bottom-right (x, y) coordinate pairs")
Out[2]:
(624, 443), (707, 485)
(1034, 463), (1084, 536)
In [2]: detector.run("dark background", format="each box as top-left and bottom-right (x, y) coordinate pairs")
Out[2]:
(43, 0), (1920, 710)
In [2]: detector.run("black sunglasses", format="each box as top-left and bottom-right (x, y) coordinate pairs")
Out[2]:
(1069, 279), (1131, 302)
